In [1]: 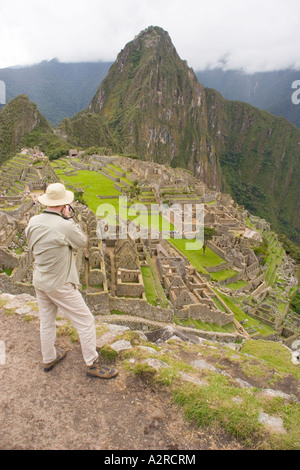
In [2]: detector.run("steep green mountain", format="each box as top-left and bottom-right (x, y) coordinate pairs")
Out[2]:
(0, 59), (112, 126)
(0, 94), (69, 164)
(59, 26), (222, 189)
(206, 89), (300, 244)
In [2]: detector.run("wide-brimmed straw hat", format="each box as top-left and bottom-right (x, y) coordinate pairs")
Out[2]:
(38, 183), (74, 206)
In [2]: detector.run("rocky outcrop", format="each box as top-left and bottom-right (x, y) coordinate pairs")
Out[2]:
(0, 95), (53, 164)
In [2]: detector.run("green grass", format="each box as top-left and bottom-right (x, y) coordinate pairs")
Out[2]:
(141, 266), (157, 305)
(173, 374), (264, 444)
(141, 253), (169, 308)
(175, 316), (236, 333)
(52, 159), (175, 233)
(226, 280), (248, 290)
(146, 337), (300, 449)
(97, 197), (175, 234)
(0, 268), (13, 276)
(211, 296), (229, 312)
(210, 268), (238, 282)
(216, 290), (276, 336)
(265, 235), (286, 286)
(107, 163), (129, 173)
(123, 333), (300, 449)
(51, 163), (122, 212)
(172, 369), (300, 449)
(241, 339), (300, 380)
(169, 238), (224, 275)
(128, 210), (174, 232)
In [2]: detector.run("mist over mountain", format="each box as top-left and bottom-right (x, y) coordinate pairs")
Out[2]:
(1, 58), (299, 129)
(195, 68), (300, 129)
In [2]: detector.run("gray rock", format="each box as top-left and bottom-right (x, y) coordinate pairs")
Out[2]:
(110, 340), (132, 352)
(190, 359), (219, 373)
(235, 378), (253, 389)
(106, 324), (129, 333)
(3, 293), (37, 310)
(180, 372), (206, 386)
(96, 331), (120, 348)
(142, 358), (168, 371)
(145, 326), (200, 345)
(139, 346), (159, 355)
(260, 388), (297, 402)
(258, 412), (286, 434)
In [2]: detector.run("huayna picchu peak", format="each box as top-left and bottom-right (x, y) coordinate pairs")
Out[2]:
(60, 26), (222, 190)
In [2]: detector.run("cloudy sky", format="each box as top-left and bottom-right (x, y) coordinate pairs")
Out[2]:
(0, 0), (299, 73)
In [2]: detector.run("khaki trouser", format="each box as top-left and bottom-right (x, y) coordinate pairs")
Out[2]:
(35, 283), (98, 366)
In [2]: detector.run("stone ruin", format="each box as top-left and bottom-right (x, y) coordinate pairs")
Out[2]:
(115, 237), (144, 298)
(0, 151), (298, 342)
(155, 239), (235, 328)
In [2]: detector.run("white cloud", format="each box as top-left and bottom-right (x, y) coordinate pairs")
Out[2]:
(0, 0), (299, 72)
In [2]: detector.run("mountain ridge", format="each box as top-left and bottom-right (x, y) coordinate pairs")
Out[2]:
(1, 60), (300, 129)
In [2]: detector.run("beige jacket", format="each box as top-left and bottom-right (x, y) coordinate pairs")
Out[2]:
(25, 210), (87, 291)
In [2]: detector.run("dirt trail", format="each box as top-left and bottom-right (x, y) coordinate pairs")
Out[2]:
(0, 309), (244, 451)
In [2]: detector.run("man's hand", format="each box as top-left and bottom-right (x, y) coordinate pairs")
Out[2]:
(62, 205), (71, 219)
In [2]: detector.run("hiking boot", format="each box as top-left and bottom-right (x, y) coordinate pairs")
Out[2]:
(43, 348), (67, 372)
(87, 359), (118, 379)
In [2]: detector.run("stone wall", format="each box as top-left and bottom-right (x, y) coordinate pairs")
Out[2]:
(1, 199), (33, 221)
(12, 250), (33, 282)
(83, 291), (174, 322)
(82, 291), (110, 314)
(0, 249), (19, 269)
(109, 295), (173, 322)
(83, 274), (235, 327)
(176, 303), (234, 326)
(0, 276), (35, 296)
(205, 262), (229, 273)
(206, 240), (227, 260)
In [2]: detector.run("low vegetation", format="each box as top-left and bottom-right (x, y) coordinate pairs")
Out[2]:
(122, 335), (300, 450)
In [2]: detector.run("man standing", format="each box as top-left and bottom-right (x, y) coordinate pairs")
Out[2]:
(25, 183), (117, 379)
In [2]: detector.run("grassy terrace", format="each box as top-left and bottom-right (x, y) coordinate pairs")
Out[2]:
(51, 160), (122, 212)
(51, 158), (174, 231)
(169, 238), (224, 275)
(141, 254), (168, 309)
(265, 232), (286, 286)
(169, 239), (277, 336)
(215, 290), (276, 337)
(244, 219), (286, 288)
(0, 153), (34, 196)
(175, 316), (236, 333)
(210, 268), (238, 282)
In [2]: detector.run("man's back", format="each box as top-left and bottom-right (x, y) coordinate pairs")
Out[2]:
(25, 211), (87, 291)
